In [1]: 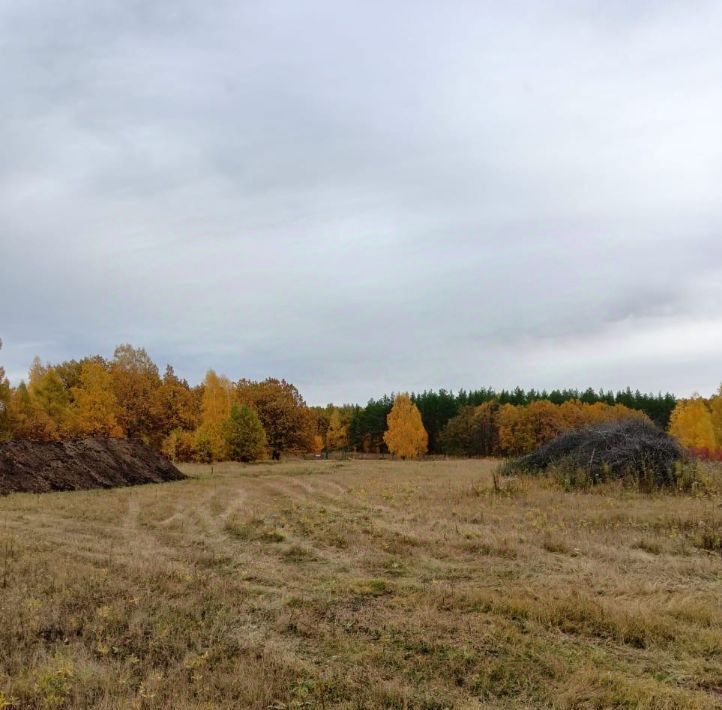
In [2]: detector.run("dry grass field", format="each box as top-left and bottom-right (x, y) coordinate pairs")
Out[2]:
(1, 459), (721, 709)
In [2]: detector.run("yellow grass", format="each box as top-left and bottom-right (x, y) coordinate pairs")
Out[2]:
(0, 459), (721, 709)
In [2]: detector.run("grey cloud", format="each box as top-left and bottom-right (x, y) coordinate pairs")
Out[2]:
(2, 1), (722, 403)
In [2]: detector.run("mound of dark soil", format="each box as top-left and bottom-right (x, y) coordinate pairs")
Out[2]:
(513, 418), (685, 488)
(0, 438), (185, 496)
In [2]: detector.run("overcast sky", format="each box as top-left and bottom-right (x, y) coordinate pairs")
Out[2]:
(2, 1), (722, 404)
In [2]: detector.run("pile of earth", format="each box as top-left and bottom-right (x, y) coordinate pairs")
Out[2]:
(511, 417), (685, 488)
(0, 438), (185, 496)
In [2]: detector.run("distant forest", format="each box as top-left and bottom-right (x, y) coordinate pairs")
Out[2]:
(343, 388), (677, 455)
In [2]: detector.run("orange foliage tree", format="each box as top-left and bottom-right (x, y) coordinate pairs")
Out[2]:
(157, 365), (199, 436)
(236, 378), (316, 456)
(668, 398), (716, 451)
(325, 410), (349, 452)
(383, 394), (428, 459)
(67, 362), (123, 438)
(441, 399), (650, 457)
(0, 340), (10, 440)
(110, 345), (164, 444)
(438, 401), (500, 457)
(709, 387), (722, 449)
(497, 400), (564, 456)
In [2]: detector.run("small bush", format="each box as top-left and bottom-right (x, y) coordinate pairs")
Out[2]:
(697, 530), (722, 553)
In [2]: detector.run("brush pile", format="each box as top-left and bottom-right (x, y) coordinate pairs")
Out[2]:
(513, 418), (685, 488)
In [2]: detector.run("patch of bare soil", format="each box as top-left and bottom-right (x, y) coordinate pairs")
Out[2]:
(0, 438), (185, 495)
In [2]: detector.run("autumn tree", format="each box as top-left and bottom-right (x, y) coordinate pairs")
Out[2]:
(472, 401), (502, 456)
(27, 356), (48, 390)
(0, 339), (10, 440)
(668, 398), (716, 451)
(157, 365), (199, 436)
(162, 429), (198, 463)
(383, 394), (428, 459)
(26, 359), (70, 437)
(497, 401), (564, 456)
(8, 382), (57, 440)
(54, 356), (108, 392)
(310, 406), (331, 443)
(438, 406), (477, 456)
(709, 386), (722, 449)
(223, 404), (267, 462)
(236, 378), (316, 455)
(584, 401), (646, 425)
(8, 383), (34, 439)
(110, 345), (163, 443)
(67, 361), (123, 437)
(438, 401), (500, 457)
(557, 400), (588, 430)
(195, 369), (233, 461)
(161, 369), (203, 461)
(325, 410), (348, 452)
(0, 381), (9, 439)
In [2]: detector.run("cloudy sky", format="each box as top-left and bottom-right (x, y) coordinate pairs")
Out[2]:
(2, 1), (722, 404)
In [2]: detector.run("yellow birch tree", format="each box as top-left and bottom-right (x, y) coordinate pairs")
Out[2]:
(325, 410), (348, 451)
(383, 394), (428, 459)
(668, 398), (716, 451)
(195, 369), (233, 461)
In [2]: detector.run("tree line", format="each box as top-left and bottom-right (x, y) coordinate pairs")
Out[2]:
(0, 340), (684, 461)
(319, 395), (653, 459)
(335, 387), (676, 456)
(0, 343), (318, 462)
